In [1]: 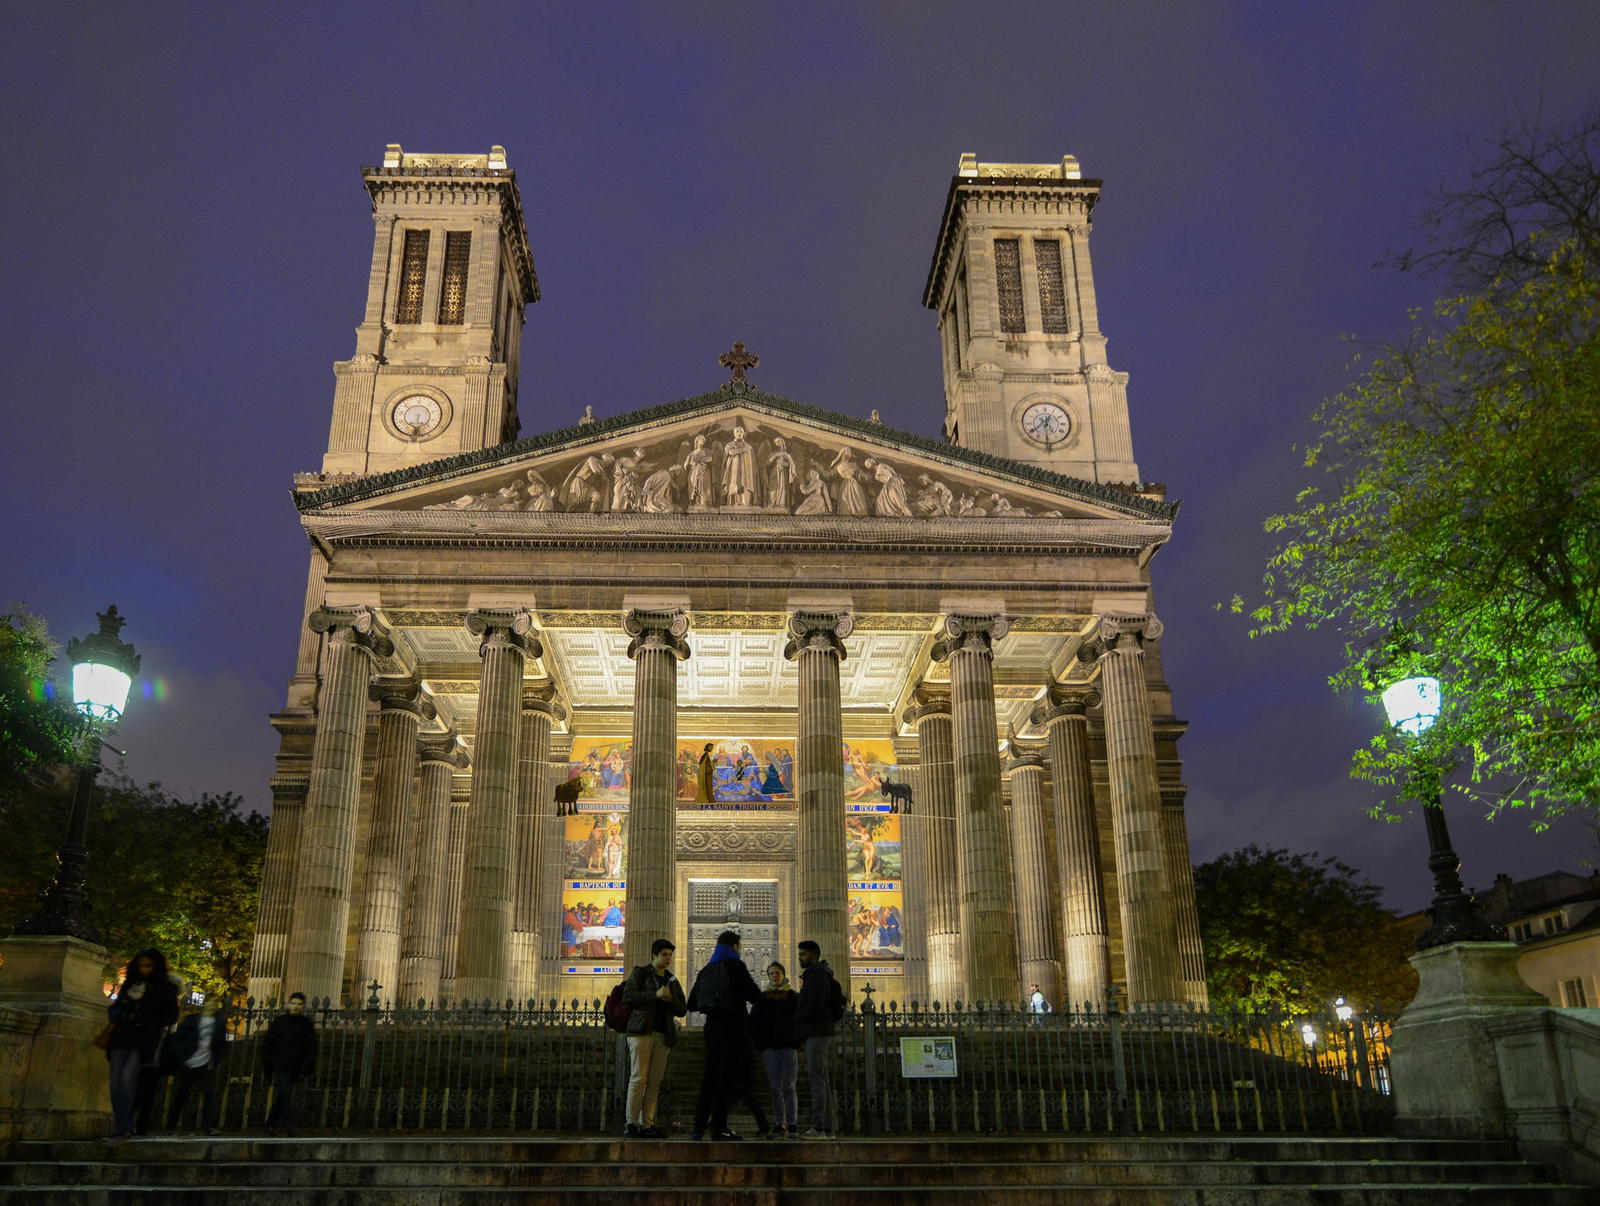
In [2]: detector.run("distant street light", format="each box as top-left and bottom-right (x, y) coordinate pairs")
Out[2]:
(1378, 674), (1503, 951)
(13, 606), (140, 944)
(1334, 995), (1354, 1024)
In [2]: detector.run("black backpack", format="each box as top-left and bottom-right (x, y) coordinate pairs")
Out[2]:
(828, 974), (847, 1022)
(694, 961), (739, 1018)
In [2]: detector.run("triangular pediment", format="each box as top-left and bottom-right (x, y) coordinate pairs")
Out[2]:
(297, 387), (1175, 527)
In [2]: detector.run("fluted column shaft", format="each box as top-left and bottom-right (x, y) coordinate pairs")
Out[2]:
(398, 736), (466, 1004)
(1095, 615), (1183, 1003)
(249, 779), (306, 1003)
(455, 610), (535, 1002)
(514, 693), (564, 1001)
(439, 796), (470, 1002)
(284, 607), (391, 1004)
(1162, 802), (1209, 1005)
(934, 613), (1019, 1004)
(623, 609), (691, 970)
(786, 611), (853, 992)
(1006, 755), (1059, 1003)
(355, 682), (434, 999)
(1036, 691), (1111, 1009)
(905, 698), (958, 1004)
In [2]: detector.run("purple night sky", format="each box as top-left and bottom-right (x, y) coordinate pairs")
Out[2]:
(4, 3), (1597, 910)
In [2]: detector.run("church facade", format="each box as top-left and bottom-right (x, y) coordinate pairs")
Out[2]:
(249, 145), (1207, 1011)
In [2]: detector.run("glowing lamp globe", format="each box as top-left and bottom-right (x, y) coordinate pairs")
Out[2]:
(1334, 996), (1354, 1024)
(67, 606), (141, 722)
(1381, 675), (1441, 735)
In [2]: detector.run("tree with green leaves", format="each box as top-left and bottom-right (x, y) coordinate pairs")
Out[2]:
(0, 776), (268, 1001)
(0, 608), (88, 794)
(1235, 111), (1600, 821)
(1195, 845), (1416, 1014)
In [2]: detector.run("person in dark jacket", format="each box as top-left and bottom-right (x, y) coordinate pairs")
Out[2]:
(163, 999), (228, 1134)
(751, 961), (799, 1137)
(794, 940), (841, 1139)
(621, 937), (688, 1138)
(261, 993), (318, 1135)
(686, 930), (764, 1140)
(105, 948), (181, 1139)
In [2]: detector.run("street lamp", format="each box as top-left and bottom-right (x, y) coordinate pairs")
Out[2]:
(13, 606), (140, 944)
(1379, 675), (1503, 950)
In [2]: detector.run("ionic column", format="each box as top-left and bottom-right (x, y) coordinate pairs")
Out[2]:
(622, 608), (691, 970)
(249, 776), (308, 1004)
(1162, 797), (1209, 1005)
(514, 688), (565, 1001)
(1034, 687), (1110, 1009)
(931, 613), (1019, 1004)
(785, 610), (853, 995)
(283, 606), (393, 1004)
(1005, 748), (1059, 1004)
(355, 679), (435, 1000)
(439, 791), (471, 1002)
(454, 609), (536, 1003)
(1092, 614), (1182, 1003)
(902, 692), (959, 1004)
(398, 734), (467, 1004)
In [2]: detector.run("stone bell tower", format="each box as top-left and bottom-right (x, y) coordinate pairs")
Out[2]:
(923, 153), (1140, 484)
(321, 144), (540, 477)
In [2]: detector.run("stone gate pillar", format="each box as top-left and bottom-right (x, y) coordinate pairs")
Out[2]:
(355, 678), (434, 999)
(514, 688), (564, 1001)
(398, 734), (466, 1004)
(1033, 687), (1111, 1010)
(932, 612), (1020, 1004)
(455, 609), (536, 1003)
(1005, 748), (1060, 1004)
(785, 610), (853, 994)
(903, 692), (959, 1004)
(1092, 614), (1183, 1004)
(284, 606), (392, 1004)
(622, 608), (691, 970)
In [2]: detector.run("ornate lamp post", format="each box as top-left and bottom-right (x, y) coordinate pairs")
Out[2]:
(13, 606), (140, 943)
(1379, 675), (1503, 950)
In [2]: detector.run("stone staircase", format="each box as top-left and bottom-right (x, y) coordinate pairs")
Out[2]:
(1, 1135), (1594, 1204)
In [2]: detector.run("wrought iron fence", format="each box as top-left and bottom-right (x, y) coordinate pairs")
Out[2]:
(176, 990), (1393, 1137)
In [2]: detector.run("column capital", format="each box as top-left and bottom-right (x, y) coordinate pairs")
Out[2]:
(783, 609), (853, 661)
(901, 689), (952, 728)
(623, 608), (691, 660)
(369, 677), (437, 721)
(417, 733), (469, 770)
(521, 685), (567, 722)
(466, 608), (540, 659)
(1004, 752), (1047, 775)
(931, 612), (1009, 662)
(308, 605), (394, 659)
(1031, 684), (1101, 728)
(1084, 612), (1163, 659)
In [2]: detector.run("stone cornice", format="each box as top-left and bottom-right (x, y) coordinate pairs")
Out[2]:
(294, 384), (1176, 521)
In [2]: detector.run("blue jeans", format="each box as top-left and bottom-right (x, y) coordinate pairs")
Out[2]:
(803, 1035), (835, 1133)
(108, 1048), (143, 1135)
(762, 1047), (798, 1126)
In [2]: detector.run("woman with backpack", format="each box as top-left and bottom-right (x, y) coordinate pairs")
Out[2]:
(751, 961), (800, 1138)
(619, 937), (687, 1139)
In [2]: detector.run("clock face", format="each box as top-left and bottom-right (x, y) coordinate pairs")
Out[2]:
(1020, 401), (1070, 448)
(393, 394), (444, 438)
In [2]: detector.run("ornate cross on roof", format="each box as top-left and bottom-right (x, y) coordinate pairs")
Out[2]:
(718, 341), (758, 385)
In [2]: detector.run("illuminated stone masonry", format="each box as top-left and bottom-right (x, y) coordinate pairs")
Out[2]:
(253, 146), (1206, 1011)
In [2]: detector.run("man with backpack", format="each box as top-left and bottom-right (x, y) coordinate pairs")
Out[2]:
(617, 937), (687, 1139)
(686, 930), (764, 1140)
(794, 939), (846, 1139)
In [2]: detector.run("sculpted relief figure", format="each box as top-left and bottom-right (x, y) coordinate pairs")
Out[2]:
(795, 467), (832, 514)
(524, 469), (556, 511)
(720, 425), (757, 506)
(561, 452), (614, 513)
(866, 458), (914, 517)
(766, 437), (797, 509)
(611, 447), (647, 512)
(638, 464), (682, 513)
(684, 435), (714, 508)
(830, 447), (871, 516)
(913, 473), (954, 517)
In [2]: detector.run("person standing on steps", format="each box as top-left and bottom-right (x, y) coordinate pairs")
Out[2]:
(752, 961), (800, 1138)
(621, 937), (688, 1139)
(163, 997), (228, 1134)
(104, 947), (181, 1140)
(261, 992), (318, 1136)
(686, 930), (764, 1140)
(794, 939), (844, 1139)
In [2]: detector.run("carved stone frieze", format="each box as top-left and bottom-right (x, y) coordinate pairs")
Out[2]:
(678, 822), (796, 858)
